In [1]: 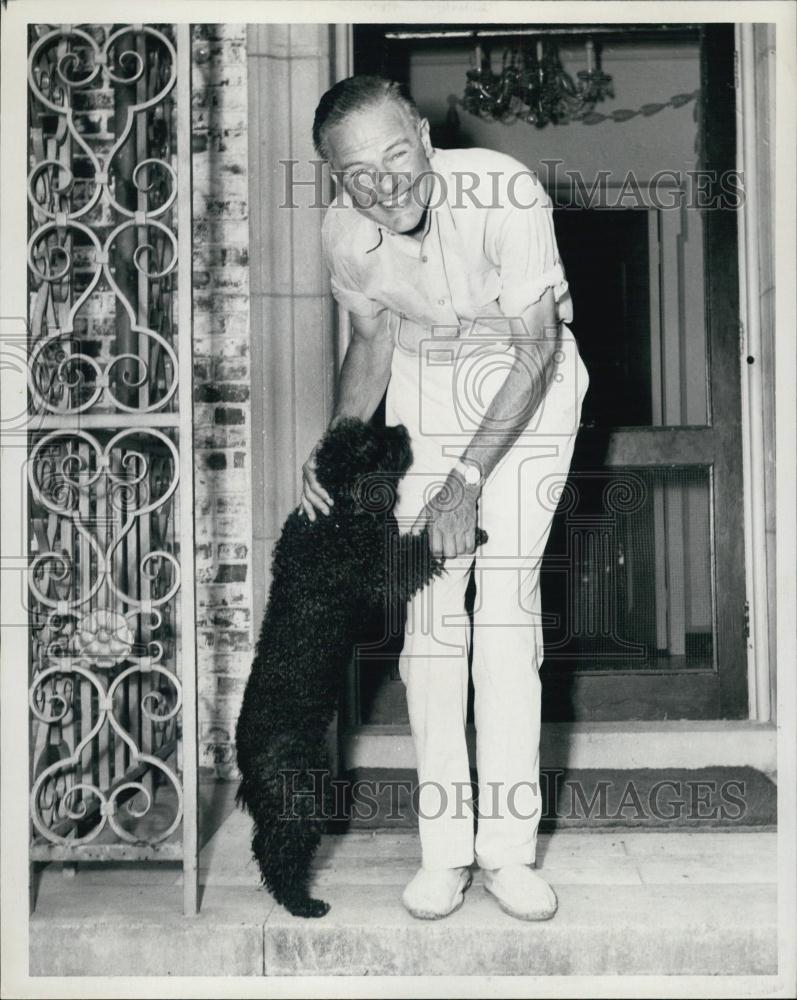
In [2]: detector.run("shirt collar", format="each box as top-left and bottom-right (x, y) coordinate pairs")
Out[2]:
(363, 153), (444, 254)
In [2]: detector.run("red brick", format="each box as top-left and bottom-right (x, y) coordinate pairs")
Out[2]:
(213, 565), (247, 586)
(217, 542), (248, 560)
(217, 675), (246, 697)
(195, 384), (249, 405)
(213, 407), (245, 425)
(213, 627), (251, 650)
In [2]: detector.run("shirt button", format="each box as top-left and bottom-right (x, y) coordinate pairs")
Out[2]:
(438, 298), (446, 305)
(421, 255), (428, 262)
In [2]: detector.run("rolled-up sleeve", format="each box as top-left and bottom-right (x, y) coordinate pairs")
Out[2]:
(322, 219), (386, 319)
(493, 170), (572, 323)
(328, 274), (386, 318)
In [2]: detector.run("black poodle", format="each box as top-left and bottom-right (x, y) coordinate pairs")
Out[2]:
(234, 417), (485, 918)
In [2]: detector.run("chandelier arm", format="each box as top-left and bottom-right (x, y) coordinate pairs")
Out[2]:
(461, 37), (697, 128)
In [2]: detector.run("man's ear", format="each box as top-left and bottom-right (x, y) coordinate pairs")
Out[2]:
(418, 117), (433, 158)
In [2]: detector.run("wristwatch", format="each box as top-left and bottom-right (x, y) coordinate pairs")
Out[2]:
(454, 458), (484, 489)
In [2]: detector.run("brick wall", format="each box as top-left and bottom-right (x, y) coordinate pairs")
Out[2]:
(191, 24), (254, 778)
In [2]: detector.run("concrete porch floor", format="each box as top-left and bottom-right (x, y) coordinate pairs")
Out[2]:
(29, 805), (777, 978)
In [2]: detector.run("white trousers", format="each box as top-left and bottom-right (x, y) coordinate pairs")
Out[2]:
(385, 325), (589, 871)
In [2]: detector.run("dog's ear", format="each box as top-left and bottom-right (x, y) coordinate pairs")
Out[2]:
(314, 419), (412, 502)
(314, 418), (382, 495)
(347, 424), (411, 516)
(380, 424), (413, 477)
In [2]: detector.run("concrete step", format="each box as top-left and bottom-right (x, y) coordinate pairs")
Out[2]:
(263, 881), (776, 976)
(29, 820), (778, 977)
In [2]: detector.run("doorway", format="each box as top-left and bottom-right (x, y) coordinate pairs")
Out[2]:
(347, 24), (747, 725)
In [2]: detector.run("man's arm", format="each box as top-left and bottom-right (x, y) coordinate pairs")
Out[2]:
(300, 311), (394, 520)
(412, 287), (561, 557)
(332, 311), (394, 424)
(461, 286), (560, 478)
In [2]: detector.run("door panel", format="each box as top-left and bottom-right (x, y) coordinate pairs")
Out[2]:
(541, 25), (746, 720)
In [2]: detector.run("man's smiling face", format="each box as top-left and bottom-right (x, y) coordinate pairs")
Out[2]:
(325, 99), (435, 237)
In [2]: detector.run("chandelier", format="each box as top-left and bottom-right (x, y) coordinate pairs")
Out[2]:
(463, 35), (613, 126)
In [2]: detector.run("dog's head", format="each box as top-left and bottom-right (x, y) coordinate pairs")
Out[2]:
(314, 418), (412, 515)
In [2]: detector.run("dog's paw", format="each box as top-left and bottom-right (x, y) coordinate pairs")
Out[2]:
(284, 895), (330, 918)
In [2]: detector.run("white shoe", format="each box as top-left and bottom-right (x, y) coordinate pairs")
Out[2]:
(402, 866), (472, 920)
(483, 864), (558, 921)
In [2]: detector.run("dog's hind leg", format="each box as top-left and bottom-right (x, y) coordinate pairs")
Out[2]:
(242, 738), (333, 917)
(259, 818), (330, 918)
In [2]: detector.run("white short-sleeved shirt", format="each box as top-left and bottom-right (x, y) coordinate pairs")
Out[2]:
(321, 146), (572, 345)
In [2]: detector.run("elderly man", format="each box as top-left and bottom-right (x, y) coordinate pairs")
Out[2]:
(302, 76), (588, 921)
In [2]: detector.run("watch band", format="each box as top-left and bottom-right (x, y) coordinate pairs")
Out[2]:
(454, 458), (484, 488)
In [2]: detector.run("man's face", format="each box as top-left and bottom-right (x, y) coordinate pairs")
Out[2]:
(326, 99), (434, 236)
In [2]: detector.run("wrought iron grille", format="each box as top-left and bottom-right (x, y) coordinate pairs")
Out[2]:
(26, 23), (199, 911)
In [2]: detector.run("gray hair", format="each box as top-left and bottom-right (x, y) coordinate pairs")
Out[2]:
(312, 75), (421, 161)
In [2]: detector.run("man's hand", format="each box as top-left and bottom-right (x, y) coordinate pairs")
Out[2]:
(411, 470), (481, 559)
(299, 309), (394, 522)
(300, 442), (333, 521)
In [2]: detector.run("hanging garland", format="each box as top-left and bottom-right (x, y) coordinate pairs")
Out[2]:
(442, 86), (703, 160)
(575, 88), (700, 125)
(450, 87), (700, 127)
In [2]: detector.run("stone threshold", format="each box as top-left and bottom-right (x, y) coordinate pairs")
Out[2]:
(344, 721), (777, 775)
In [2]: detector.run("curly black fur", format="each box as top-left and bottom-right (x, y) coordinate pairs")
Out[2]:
(235, 418), (486, 918)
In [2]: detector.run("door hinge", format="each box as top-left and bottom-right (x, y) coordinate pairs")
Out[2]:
(743, 599), (751, 640)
